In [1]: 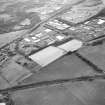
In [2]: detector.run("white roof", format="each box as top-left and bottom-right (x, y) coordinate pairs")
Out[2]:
(29, 46), (66, 67)
(0, 103), (6, 105)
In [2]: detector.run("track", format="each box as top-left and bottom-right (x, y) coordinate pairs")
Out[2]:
(0, 74), (105, 94)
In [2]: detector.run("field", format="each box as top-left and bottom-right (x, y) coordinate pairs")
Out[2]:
(1, 0), (105, 105)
